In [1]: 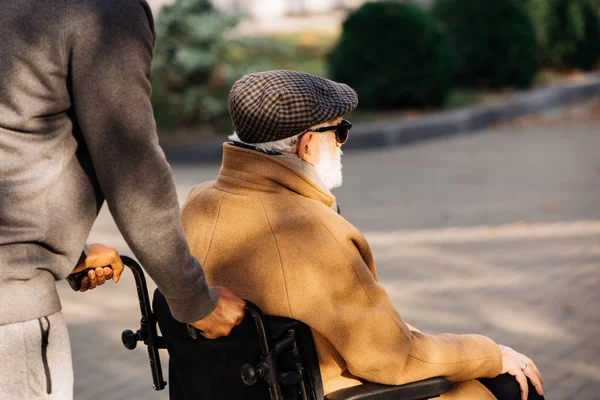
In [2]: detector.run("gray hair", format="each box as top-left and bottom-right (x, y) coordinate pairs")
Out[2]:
(228, 132), (304, 154)
(228, 119), (338, 154)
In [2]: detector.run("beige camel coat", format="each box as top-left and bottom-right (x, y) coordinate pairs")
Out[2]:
(181, 143), (502, 398)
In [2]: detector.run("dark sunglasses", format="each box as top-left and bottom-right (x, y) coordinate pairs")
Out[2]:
(309, 119), (352, 144)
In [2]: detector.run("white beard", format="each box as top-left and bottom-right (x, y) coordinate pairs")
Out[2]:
(315, 138), (343, 190)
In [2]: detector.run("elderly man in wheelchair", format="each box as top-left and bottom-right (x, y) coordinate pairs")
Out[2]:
(123, 70), (545, 400)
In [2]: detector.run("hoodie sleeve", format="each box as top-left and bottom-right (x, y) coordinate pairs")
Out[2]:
(65, 0), (217, 322)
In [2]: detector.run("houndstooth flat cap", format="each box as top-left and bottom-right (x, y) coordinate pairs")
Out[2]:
(228, 70), (358, 143)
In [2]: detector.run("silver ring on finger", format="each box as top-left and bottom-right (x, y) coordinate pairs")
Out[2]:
(521, 362), (528, 371)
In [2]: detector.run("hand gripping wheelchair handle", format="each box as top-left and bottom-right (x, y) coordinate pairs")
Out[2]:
(119, 256), (167, 391)
(67, 263), (116, 291)
(186, 300), (280, 388)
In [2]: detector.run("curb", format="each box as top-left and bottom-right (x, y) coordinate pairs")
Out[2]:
(163, 74), (600, 164)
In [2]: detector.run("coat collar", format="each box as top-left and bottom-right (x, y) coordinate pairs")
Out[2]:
(215, 143), (336, 209)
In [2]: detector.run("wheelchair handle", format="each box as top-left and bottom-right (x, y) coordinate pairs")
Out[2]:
(186, 300), (270, 354)
(244, 300), (271, 355)
(238, 302), (271, 387)
(67, 265), (114, 291)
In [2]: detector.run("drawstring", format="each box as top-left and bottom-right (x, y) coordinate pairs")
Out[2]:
(38, 316), (52, 395)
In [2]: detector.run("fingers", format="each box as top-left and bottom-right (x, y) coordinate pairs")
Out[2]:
(524, 367), (544, 397)
(524, 358), (544, 385)
(191, 287), (246, 339)
(515, 350), (544, 395)
(533, 363), (544, 386)
(513, 370), (529, 400)
(500, 345), (544, 399)
(195, 322), (230, 339)
(200, 330), (218, 340)
(86, 269), (96, 290)
(84, 243), (123, 283)
(499, 345), (528, 400)
(196, 319), (236, 339)
(235, 313), (244, 326)
(110, 255), (125, 283)
(84, 268), (108, 291)
(70, 244), (125, 292)
(86, 269), (99, 290)
(104, 267), (114, 280)
(73, 266), (115, 292)
(95, 267), (106, 285)
(522, 361), (544, 396)
(80, 276), (90, 292)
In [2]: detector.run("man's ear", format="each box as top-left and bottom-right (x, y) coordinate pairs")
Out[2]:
(297, 132), (316, 163)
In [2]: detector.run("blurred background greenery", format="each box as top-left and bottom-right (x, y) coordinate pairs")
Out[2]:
(149, 0), (600, 136)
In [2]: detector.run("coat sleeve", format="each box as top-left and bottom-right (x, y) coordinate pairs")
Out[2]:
(65, 0), (216, 322)
(279, 209), (503, 386)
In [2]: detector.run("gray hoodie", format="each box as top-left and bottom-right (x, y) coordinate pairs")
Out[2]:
(0, 0), (216, 325)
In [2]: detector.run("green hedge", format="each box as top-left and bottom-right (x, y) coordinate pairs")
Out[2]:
(524, 0), (600, 70)
(432, 0), (538, 89)
(328, 2), (453, 109)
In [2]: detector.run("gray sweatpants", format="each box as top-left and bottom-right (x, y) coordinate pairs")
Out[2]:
(0, 312), (73, 400)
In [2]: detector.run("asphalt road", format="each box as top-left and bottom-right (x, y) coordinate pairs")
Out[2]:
(57, 104), (600, 399)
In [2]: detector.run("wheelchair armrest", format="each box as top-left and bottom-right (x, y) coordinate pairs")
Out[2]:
(324, 377), (453, 400)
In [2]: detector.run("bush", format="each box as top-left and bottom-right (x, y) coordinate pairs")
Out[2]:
(432, 0), (538, 88)
(523, 0), (600, 70)
(327, 2), (453, 109)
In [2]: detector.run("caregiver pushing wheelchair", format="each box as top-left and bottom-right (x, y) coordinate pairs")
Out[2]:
(101, 71), (545, 400)
(0, 0), (244, 398)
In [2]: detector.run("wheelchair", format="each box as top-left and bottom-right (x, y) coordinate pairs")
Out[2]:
(117, 256), (453, 400)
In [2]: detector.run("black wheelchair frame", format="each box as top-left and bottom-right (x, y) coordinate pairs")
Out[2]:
(118, 256), (453, 400)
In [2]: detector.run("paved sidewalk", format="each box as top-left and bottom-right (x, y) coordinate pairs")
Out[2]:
(58, 107), (600, 399)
